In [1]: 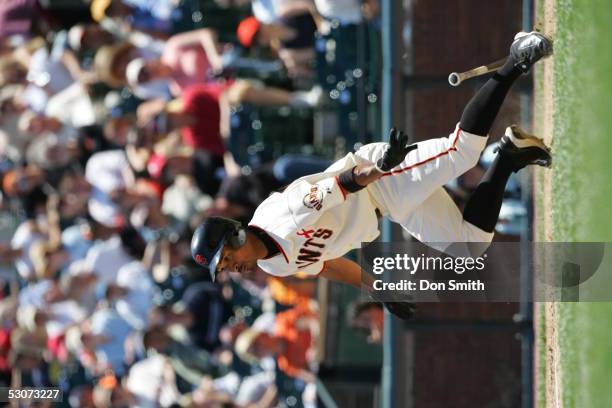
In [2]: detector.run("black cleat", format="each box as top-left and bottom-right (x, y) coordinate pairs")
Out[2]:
(510, 31), (554, 73)
(496, 125), (552, 172)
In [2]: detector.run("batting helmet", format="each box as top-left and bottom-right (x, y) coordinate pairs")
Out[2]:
(191, 217), (246, 281)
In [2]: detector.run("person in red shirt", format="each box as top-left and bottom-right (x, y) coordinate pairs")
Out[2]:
(138, 84), (224, 155)
(137, 84), (230, 195)
(179, 84), (225, 156)
(0, 328), (12, 375)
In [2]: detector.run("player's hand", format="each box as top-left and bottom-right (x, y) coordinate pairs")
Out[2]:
(376, 128), (418, 172)
(383, 301), (417, 320)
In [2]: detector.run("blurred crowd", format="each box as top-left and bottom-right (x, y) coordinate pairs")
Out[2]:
(0, 0), (382, 407)
(0, 0), (529, 407)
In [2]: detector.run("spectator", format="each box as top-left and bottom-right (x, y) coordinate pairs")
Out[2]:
(94, 42), (170, 99)
(151, 281), (233, 352)
(60, 268), (98, 315)
(0, 3), (348, 403)
(0, 56), (28, 88)
(181, 281), (233, 351)
(67, 384), (95, 408)
(142, 324), (223, 386)
(18, 111), (80, 171)
(235, 303), (318, 382)
(0, 85), (29, 162)
(91, 0), (185, 37)
(26, 39), (78, 99)
(0, 0), (40, 39)
(347, 301), (384, 344)
(92, 374), (137, 408)
(9, 185), (59, 281)
(0, 242), (21, 266)
(314, 0), (380, 24)
(161, 172), (213, 224)
(127, 28), (224, 96)
(128, 52), (324, 105)
(84, 149), (160, 230)
(237, 10), (318, 78)
(66, 23), (115, 61)
(89, 308), (133, 376)
(81, 229), (134, 284)
(125, 354), (181, 407)
(102, 113), (138, 148)
(139, 85), (225, 155)
(114, 259), (155, 330)
(58, 169), (92, 221)
(2, 165), (45, 198)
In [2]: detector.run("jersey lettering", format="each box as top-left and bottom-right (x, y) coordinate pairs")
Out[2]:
(313, 229), (333, 239)
(304, 238), (325, 248)
(296, 249), (321, 268)
(295, 228), (334, 268)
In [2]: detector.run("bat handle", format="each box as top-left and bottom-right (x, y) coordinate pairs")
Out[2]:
(448, 72), (462, 87)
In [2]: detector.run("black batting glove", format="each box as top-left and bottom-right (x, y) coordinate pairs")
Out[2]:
(376, 128), (418, 172)
(369, 287), (417, 321)
(383, 301), (417, 320)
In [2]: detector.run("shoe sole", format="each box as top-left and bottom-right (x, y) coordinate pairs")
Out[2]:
(513, 30), (554, 48)
(504, 125), (552, 167)
(512, 31), (554, 64)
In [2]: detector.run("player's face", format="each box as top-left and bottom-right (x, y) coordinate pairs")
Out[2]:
(217, 244), (258, 274)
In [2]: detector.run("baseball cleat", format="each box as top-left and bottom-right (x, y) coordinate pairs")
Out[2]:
(496, 125), (552, 171)
(510, 31), (553, 72)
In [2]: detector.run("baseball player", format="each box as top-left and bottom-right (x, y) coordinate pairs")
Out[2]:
(190, 31), (553, 319)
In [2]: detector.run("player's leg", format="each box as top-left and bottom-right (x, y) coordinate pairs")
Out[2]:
(359, 32), (553, 221)
(356, 132), (487, 218)
(459, 31), (553, 137)
(398, 126), (551, 255)
(463, 125), (551, 233)
(399, 187), (493, 257)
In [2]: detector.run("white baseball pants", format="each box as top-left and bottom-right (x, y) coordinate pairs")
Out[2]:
(355, 125), (495, 254)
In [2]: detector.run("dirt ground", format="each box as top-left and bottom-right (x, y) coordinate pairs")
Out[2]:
(534, 0), (560, 406)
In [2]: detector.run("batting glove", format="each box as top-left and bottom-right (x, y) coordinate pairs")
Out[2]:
(383, 301), (417, 320)
(376, 128), (418, 172)
(370, 289), (417, 320)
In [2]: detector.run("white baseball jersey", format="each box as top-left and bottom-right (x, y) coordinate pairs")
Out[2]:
(249, 125), (495, 277)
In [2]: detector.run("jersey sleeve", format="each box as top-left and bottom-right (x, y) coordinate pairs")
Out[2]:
(285, 177), (346, 229)
(257, 258), (324, 278)
(295, 261), (326, 277)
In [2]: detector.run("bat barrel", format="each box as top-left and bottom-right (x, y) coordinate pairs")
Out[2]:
(448, 57), (507, 87)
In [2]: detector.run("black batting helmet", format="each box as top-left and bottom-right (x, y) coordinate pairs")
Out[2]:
(191, 217), (246, 281)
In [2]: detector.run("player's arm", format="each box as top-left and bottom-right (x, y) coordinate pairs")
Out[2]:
(337, 164), (383, 194)
(166, 28), (223, 71)
(337, 128), (417, 194)
(320, 257), (374, 288)
(289, 128), (416, 227)
(321, 257), (417, 320)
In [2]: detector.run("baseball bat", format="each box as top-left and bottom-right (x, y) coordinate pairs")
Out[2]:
(448, 57), (507, 87)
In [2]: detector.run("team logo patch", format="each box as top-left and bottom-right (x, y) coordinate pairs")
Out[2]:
(195, 254), (207, 265)
(303, 186), (326, 210)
